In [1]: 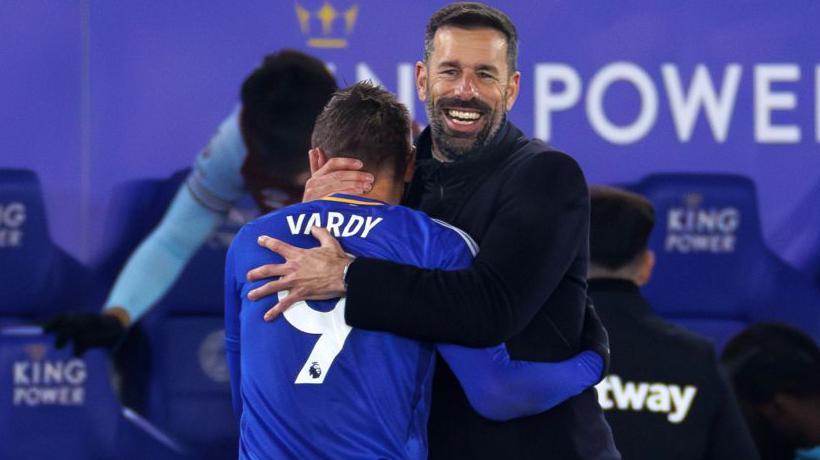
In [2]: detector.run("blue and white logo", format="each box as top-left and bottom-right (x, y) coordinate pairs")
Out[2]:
(0, 202), (25, 248)
(13, 343), (87, 406)
(664, 193), (740, 254)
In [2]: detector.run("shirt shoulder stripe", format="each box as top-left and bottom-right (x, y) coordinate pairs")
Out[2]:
(432, 218), (479, 256)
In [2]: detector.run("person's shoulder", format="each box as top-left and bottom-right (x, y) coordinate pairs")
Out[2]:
(187, 106), (248, 211)
(641, 315), (717, 357)
(377, 204), (435, 234)
(201, 107), (245, 159)
(433, 217), (478, 252)
(503, 126), (585, 182)
(647, 321), (728, 385)
(515, 142), (582, 176)
(505, 147), (587, 198)
(387, 204), (478, 262)
(613, 312), (726, 387)
(421, 210), (478, 265)
(505, 124), (577, 165)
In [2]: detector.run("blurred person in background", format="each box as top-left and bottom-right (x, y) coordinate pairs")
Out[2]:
(722, 322), (820, 460)
(43, 50), (341, 355)
(588, 185), (758, 459)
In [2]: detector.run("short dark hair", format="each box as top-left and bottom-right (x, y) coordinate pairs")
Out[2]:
(424, 2), (518, 72)
(239, 50), (337, 181)
(590, 186), (656, 270)
(721, 322), (820, 404)
(311, 81), (411, 180)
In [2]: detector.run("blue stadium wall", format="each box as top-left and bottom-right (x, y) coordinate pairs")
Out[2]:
(1, 0), (819, 270)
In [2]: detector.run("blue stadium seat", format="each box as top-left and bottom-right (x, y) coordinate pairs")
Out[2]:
(0, 326), (187, 459)
(142, 192), (258, 458)
(769, 177), (820, 288)
(0, 169), (92, 324)
(95, 169), (257, 458)
(634, 173), (820, 349)
(92, 169), (191, 302)
(142, 194), (257, 458)
(94, 168), (253, 310)
(143, 316), (237, 458)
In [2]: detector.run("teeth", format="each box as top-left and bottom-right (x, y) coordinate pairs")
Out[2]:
(447, 109), (481, 121)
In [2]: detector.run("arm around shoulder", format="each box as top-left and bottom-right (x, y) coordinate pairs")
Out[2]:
(344, 151), (590, 346)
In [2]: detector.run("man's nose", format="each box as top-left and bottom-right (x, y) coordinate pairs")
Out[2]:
(454, 73), (479, 100)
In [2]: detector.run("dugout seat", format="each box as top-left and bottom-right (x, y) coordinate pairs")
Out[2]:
(92, 169), (191, 301)
(0, 326), (187, 459)
(93, 168), (254, 310)
(633, 173), (820, 350)
(142, 191), (258, 459)
(0, 169), (92, 325)
(768, 177), (820, 289)
(95, 169), (257, 458)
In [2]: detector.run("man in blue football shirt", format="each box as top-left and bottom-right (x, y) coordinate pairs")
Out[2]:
(224, 82), (602, 459)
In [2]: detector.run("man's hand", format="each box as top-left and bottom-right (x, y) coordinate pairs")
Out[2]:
(303, 149), (374, 202)
(42, 308), (130, 356)
(246, 227), (353, 321)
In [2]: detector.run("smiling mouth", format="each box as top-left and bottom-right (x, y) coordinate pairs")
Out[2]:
(444, 108), (483, 125)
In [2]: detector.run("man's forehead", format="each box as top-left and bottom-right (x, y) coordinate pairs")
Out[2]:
(430, 26), (508, 61)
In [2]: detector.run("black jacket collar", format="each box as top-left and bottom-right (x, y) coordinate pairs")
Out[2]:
(405, 120), (524, 213)
(588, 278), (654, 318)
(588, 278), (641, 294)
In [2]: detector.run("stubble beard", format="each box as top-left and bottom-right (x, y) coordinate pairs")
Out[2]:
(426, 87), (508, 163)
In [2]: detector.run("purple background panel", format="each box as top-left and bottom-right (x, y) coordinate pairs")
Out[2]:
(1, 0), (818, 263)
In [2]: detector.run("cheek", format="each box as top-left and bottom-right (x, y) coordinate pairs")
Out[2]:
(484, 83), (506, 104)
(429, 78), (456, 97)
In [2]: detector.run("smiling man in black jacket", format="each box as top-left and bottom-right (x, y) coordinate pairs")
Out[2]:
(245, 3), (619, 459)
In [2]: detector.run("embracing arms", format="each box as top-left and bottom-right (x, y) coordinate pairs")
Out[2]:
(248, 153), (590, 348)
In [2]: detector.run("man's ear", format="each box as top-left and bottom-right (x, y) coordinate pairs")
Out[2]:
(636, 249), (656, 286)
(309, 148), (328, 174)
(416, 61), (428, 102)
(505, 71), (522, 112)
(404, 146), (417, 183)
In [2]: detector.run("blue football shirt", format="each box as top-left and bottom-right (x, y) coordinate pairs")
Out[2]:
(224, 193), (477, 459)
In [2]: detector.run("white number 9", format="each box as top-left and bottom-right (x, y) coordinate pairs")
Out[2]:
(280, 291), (353, 384)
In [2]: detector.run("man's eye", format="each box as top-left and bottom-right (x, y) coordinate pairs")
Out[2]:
(479, 72), (497, 80)
(440, 69), (458, 76)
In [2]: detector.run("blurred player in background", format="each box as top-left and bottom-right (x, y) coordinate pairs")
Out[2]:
(587, 185), (758, 459)
(722, 322), (820, 460)
(44, 50), (341, 354)
(225, 81), (604, 459)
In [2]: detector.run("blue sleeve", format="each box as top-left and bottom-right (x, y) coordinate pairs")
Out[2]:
(224, 241), (242, 418)
(432, 224), (603, 421)
(437, 345), (602, 421)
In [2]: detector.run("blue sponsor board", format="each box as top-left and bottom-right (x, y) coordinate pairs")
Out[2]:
(1, 1), (818, 269)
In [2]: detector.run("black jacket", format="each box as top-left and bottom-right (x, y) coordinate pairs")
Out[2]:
(345, 123), (619, 459)
(589, 278), (759, 460)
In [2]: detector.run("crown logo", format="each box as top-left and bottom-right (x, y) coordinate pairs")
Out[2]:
(295, 1), (359, 48)
(683, 192), (703, 209)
